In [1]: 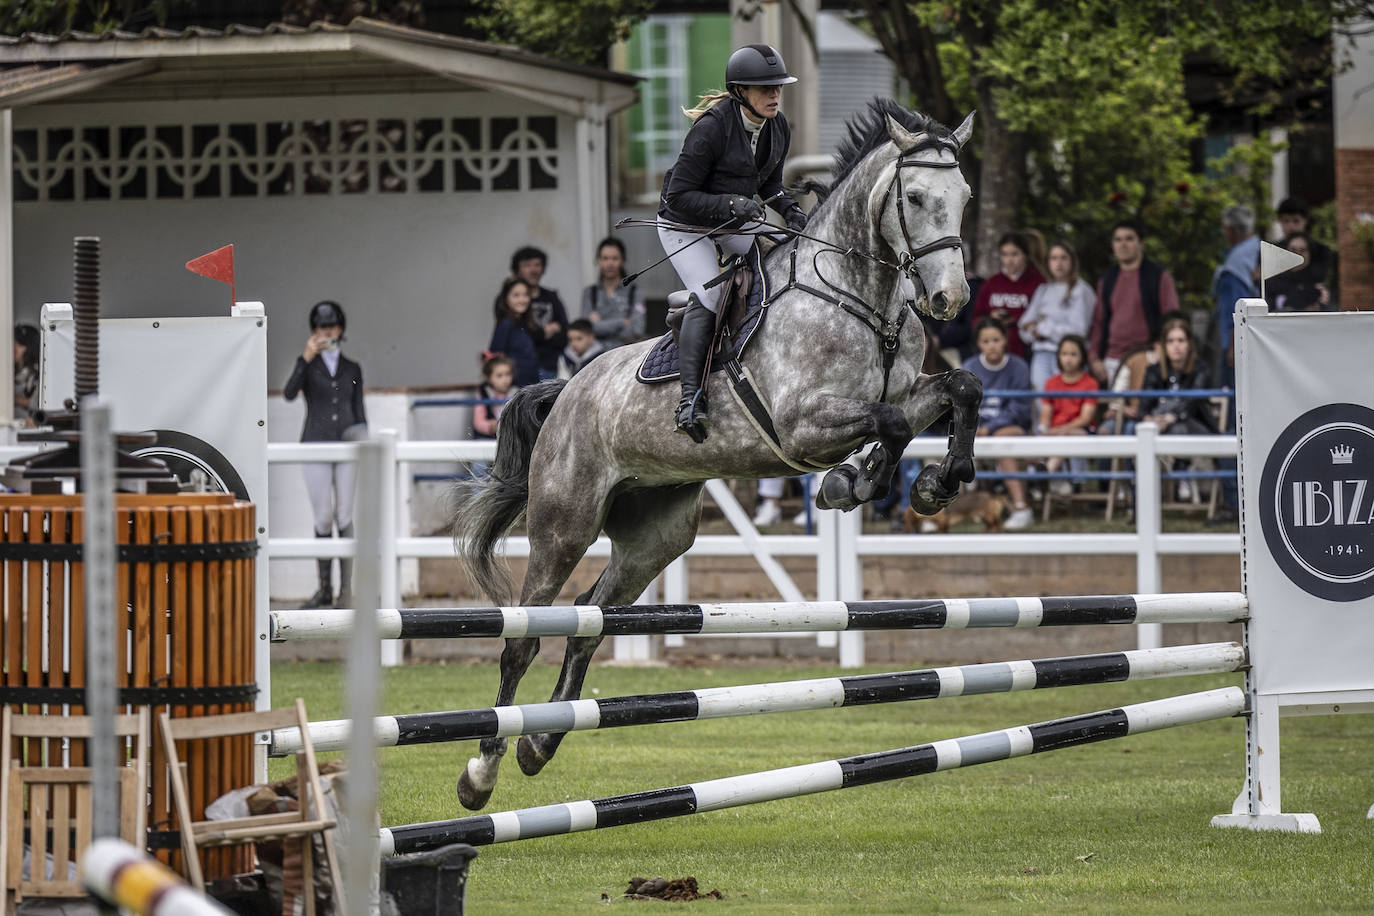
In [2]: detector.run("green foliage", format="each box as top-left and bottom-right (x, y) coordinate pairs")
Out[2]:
(467, 0), (651, 65)
(0, 0), (184, 34)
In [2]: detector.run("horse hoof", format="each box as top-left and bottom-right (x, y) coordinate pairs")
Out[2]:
(910, 465), (956, 515)
(516, 736), (549, 777)
(816, 465), (859, 511)
(456, 768), (493, 811)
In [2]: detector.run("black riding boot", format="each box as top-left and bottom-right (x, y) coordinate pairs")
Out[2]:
(302, 531), (333, 609)
(674, 297), (716, 443)
(336, 523), (354, 608)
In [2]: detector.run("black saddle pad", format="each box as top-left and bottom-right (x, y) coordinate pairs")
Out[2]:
(637, 248), (771, 385)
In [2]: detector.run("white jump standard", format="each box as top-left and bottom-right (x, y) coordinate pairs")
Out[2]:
(378, 688), (1246, 853)
(271, 642), (1245, 756)
(268, 592), (1247, 641)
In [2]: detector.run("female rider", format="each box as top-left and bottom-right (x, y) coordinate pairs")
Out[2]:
(658, 44), (809, 443)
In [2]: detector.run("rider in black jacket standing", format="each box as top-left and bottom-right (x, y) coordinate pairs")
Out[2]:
(658, 44), (809, 442)
(283, 301), (367, 608)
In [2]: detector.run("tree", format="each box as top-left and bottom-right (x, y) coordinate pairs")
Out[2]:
(0, 0), (186, 34)
(855, 0), (1367, 286)
(466, 0), (651, 66)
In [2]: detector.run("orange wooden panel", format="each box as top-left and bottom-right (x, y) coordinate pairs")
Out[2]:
(24, 509), (42, 764)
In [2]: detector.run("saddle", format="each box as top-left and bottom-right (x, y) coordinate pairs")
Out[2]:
(636, 244), (771, 384)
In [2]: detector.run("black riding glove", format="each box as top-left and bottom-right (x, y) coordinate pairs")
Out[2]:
(729, 197), (765, 222)
(785, 206), (808, 233)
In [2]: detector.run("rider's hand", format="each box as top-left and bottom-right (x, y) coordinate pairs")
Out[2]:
(303, 332), (324, 362)
(731, 197), (764, 222)
(785, 206), (808, 233)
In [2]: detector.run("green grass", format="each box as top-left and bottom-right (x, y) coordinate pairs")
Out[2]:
(272, 661), (1373, 913)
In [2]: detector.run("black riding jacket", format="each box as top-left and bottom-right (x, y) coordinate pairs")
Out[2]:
(659, 98), (800, 228)
(284, 353), (367, 442)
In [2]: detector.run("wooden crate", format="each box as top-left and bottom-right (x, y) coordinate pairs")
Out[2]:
(0, 493), (256, 878)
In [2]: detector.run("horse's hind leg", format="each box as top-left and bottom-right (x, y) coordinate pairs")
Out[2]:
(456, 492), (608, 810)
(515, 483), (704, 776)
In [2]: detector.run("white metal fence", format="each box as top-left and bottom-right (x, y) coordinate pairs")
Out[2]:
(267, 423), (1241, 667)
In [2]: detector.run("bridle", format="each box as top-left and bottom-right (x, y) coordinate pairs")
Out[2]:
(877, 147), (966, 278)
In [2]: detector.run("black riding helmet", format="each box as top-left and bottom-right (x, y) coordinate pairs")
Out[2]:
(725, 44), (798, 87)
(726, 44), (797, 119)
(309, 300), (345, 335)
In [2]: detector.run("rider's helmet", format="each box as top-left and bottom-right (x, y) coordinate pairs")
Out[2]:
(725, 44), (797, 88)
(309, 300), (346, 334)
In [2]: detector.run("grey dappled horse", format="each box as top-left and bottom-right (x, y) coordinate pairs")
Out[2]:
(451, 99), (981, 810)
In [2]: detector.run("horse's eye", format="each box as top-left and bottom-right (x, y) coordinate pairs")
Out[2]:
(906, 190), (924, 207)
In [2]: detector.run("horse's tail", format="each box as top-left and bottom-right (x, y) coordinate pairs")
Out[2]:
(451, 379), (567, 605)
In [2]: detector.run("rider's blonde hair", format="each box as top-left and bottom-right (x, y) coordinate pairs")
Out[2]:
(682, 89), (732, 122)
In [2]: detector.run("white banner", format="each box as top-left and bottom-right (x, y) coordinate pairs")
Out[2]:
(1236, 300), (1374, 697)
(39, 305), (270, 708)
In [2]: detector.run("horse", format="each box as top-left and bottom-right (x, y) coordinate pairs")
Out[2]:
(451, 98), (982, 810)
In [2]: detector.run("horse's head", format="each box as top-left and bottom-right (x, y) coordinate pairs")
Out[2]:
(873, 110), (974, 321)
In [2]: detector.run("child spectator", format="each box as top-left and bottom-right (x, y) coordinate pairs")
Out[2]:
(1037, 335), (1099, 496)
(580, 237), (647, 348)
(1140, 315), (1217, 500)
(489, 277), (541, 387)
(970, 232), (1045, 360)
(962, 317), (1034, 529)
(558, 319), (606, 379)
(1019, 241), (1096, 390)
(473, 354), (516, 439)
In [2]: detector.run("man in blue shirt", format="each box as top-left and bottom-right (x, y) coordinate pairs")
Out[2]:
(1209, 204), (1258, 523)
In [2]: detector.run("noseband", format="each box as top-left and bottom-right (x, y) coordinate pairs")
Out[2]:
(878, 151), (965, 278)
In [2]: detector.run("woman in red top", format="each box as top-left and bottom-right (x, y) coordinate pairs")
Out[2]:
(1037, 334), (1099, 494)
(971, 232), (1045, 359)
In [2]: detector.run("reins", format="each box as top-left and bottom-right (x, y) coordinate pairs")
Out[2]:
(619, 146), (965, 403)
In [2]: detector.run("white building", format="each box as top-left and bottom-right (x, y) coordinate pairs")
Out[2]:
(0, 19), (639, 390)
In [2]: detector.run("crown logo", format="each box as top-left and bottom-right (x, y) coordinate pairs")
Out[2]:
(1331, 444), (1355, 465)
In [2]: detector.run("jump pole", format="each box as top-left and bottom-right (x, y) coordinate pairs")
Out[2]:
(377, 687), (1245, 854)
(271, 642), (1244, 756)
(269, 592), (1247, 642)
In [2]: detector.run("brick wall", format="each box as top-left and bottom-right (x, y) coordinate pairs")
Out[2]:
(1336, 147), (1374, 310)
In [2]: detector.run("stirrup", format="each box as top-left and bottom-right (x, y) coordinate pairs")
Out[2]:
(675, 391), (709, 443)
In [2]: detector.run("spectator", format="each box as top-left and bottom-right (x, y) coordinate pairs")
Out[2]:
(1088, 219), (1179, 386)
(1266, 231), (1331, 312)
(1140, 314), (1217, 501)
(558, 319), (606, 379)
(12, 323), (39, 424)
(1019, 241), (1096, 390)
(473, 354), (516, 440)
(489, 277), (542, 387)
(971, 232), (1045, 360)
(963, 317), (1035, 530)
(504, 246), (569, 380)
(1213, 204), (1259, 371)
(283, 301), (367, 610)
(1037, 334), (1099, 495)
(1276, 197), (1335, 298)
(580, 237), (647, 348)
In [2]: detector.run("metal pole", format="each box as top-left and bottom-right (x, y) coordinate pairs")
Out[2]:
(82, 398), (120, 842)
(344, 438), (384, 914)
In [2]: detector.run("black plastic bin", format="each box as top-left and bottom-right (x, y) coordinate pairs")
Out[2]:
(381, 844), (478, 916)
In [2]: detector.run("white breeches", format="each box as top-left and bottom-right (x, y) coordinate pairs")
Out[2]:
(302, 461), (356, 535)
(658, 222), (769, 314)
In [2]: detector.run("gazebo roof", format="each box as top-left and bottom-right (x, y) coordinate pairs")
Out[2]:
(0, 18), (640, 117)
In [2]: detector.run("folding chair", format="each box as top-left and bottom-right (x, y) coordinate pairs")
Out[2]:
(1, 707), (148, 913)
(159, 699), (342, 915)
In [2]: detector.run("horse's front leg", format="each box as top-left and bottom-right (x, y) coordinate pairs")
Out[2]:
(910, 368), (981, 514)
(778, 395), (913, 512)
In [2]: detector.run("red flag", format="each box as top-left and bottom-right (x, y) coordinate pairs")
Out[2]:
(186, 244), (235, 308)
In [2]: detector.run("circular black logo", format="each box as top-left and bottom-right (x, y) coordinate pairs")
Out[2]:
(1259, 403), (1374, 601)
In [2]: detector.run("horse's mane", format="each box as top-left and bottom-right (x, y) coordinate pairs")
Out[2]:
(799, 98), (956, 221)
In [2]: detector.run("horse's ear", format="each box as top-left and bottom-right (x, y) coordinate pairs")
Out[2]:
(953, 110), (976, 150)
(885, 114), (927, 153)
